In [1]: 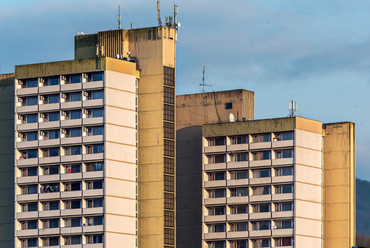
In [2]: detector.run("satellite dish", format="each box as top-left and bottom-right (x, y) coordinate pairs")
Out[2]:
(229, 113), (235, 122)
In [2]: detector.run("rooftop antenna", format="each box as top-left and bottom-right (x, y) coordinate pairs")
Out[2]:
(157, 1), (163, 26)
(174, 4), (179, 28)
(200, 66), (211, 93)
(288, 100), (297, 117)
(118, 4), (121, 29)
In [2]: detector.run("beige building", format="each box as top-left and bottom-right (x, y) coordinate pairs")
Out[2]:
(12, 25), (176, 248)
(176, 92), (355, 248)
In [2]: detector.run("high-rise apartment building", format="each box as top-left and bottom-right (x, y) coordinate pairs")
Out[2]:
(10, 25), (177, 248)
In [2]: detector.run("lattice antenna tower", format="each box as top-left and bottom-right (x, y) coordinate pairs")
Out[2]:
(157, 1), (163, 26)
(288, 100), (297, 117)
(200, 66), (211, 93)
(118, 4), (121, 29)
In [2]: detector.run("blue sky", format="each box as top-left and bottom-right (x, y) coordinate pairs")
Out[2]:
(1, 0), (370, 179)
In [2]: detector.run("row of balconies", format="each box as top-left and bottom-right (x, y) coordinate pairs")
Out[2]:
(17, 99), (103, 113)
(204, 228), (293, 240)
(17, 207), (103, 219)
(18, 117), (104, 131)
(17, 244), (103, 248)
(17, 154), (104, 166)
(17, 135), (104, 149)
(204, 175), (293, 187)
(17, 81), (104, 96)
(204, 211), (293, 223)
(204, 140), (293, 153)
(17, 225), (103, 237)
(204, 193), (293, 205)
(17, 189), (103, 202)
(205, 158), (293, 170)
(17, 171), (103, 184)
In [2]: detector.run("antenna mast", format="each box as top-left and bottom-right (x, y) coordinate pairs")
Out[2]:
(157, 1), (162, 26)
(200, 66), (211, 93)
(288, 100), (297, 117)
(118, 4), (121, 29)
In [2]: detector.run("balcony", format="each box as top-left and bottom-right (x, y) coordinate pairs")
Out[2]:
(61, 172), (83, 181)
(204, 197), (227, 205)
(249, 229), (271, 237)
(250, 142), (271, 150)
(272, 175), (293, 184)
(61, 101), (82, 109)
(61, 137), (82, 145)
(204, 180), (226, 188)
(83, 81), (104, 89)
(272, 140), (294, 148)
(83, 225), (103, 233)
(17, 194), (38, 202)
(227, 196), (249, 204)
(249, 212), (272, 220)
(83, 99), (104, 108)
(227, 179), (249, 187)
(249, 177), (272, 185)
(17, 105), (38, 113)
(17, 123), (38, 131)
(17, 87), (38, 95)
(204, 163), (226, 171)
(83, 153), (104, 161)
(17, 158), (38, 166)
(61, 119), (82, 127)
(272, 211), (293, 218)
(204, 215), (226, 223)
(272, 228), (293, 236)
(83, 207), (103, 215)
(83, 171), (103, 179)
(227, 213), (249, 221)
(61, 226), (82, 235)
(83, 244), (103, 248)
(61, 245), (82, 248)
(16, 229), (38, 237)
(83, 117), (104, 125)
(204, 232), (226, 240)
(227, 144), (249, 152)
(250, 194), (272, 202)
(83, 189), (103, 197)
(272, 158), (294, 166)
(39, 139), (61, 147)
(39, 227), (60, 235)
(17, 176), (38, 184)
(39, 174), (61, 182)
(39, 121), (60, 129)
(39, 210), (61, 218)
(250, 159), (272, 167)
(61, 190), (83, 198)
(61, 83), (82, 91)
(17, 211), (38, 219)
(204, 145), (226, 153)
(227, 231), (249, 239)
(39, 103), (60, 111)
(39, 156), (61, 164)
(61, 208), (82, 216)
(83, 135), (104, 143)
(39, 192), (60, 200)
(39, 85), (60, 94)
(17, 140), (38, 149)
(227, 161), (249, 169)
(272, 193), (293, 201)
(40, 245), (61, 248)
(61, 155), (82, 163)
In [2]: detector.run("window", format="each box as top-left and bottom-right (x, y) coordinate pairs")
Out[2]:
(230, 135), (248, 144)
(230, 240), (248, 248)
(65, 164), (82, 173)
(22, 202), (38, 212)
(208, 137), (225, 146)
(86, 162), (103, 172)
(92, 73), (103, 81)
(87, 234), (103, 244)
(164, 175), (174, 192)
(208, 154), (226, 164)
(163, 104), (174, 121)
(64, 236), (82, 245)
(253, 239), (270, 248)
(44, 94), (60, 104)
(252, 186), (271, 195)
(253, 169), (271, 178)
(230, 222), (248, 232)
(230, 170), (248, 180)
(47, 130), (60, 139)
(43, 147), (60, 157)
(275, 149), (293, 159)
(22, 167), (38, 177)
(43, 218), (59, 228)
(86, 180), (103, 190)
(22, 220), (37, 230)
(164, 157), (174, 175)
(209, 224), (226, 233)
(46, 77), (59, 86)
(164, 140), (174, 157)
(275, 132), (293, 141)
(275, 167), (293, 176)
(90, 126), (103, 136)
(275, 237), (293, 246)
(25, 114), (38, 123)
(27, 238), (38, 247)
(164, 122), (174, 139)
(25, 79), (38, 88)
(40, 183), (59, 193)
(230, 188), (248, 197)
(86, 216), (103, 225)
(67, 218), (82, 227)
(230, 153), (248, 162)
(163, 66), (175, 86)
(252, 133), (271, 143)
(230, 205), (248, 214)
(225, 102), (233, 109)
(163, 86), (175, 104)
(64, 182), (81, 191)
(25, 132), (38, 141)
(86, 144), (104, 154)
(252, 204), (270, 213)
(43, 166), (59, 175)
(252, 221), (271, 230)
(69, 92), (82, 102)
(87, 198), (103, 208)
(253, 151), (271, 160)
(209, 189), (226, 198)
(21, 149), (38, 159)
(64, 146), (82, 155)
(275, 220), (293, 229)
(67, 128), (82, 137)
(88, 108), (104, 118)
(275, 185), (293, 194)
(25, 96), (38, 106)
(64, 200), (81, 209)
(70, 110), (82, 119)
(46, 112), (60, 121)
(164, 210), (175, 227)
(208, 172), (226, 181)
(90, 90), (104, 100)
(208, 206), (225, 216)
(43, 237), (59, 246)
(208, 241), (226, 248)
(70, 75), (81, 84)
(275, 202), (293, 212)
(43, 201), (59, 211)
(164, 193), (174, 210)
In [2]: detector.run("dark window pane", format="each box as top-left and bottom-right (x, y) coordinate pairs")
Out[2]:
(28, 203), (38, 212)
(70, 128), (82, 137)
(49, 148), (59, 157)
(71, 200), (81, 209)
(91, 91), (103, 99)
(70, 110), (81, 119)
(70, 75), (81, 84)
(71, 146), (82, 155)
(92, 109), (103, 117)
(27, 114), (38, 123)
(70, 92), (82, 101)
(26, 97), (38, 106)
(92, 73), (103, 81)
(48, 112), (60, 121)
(27, 150), (38, 158)
(92, 126), (103, 135)
(48, 95), (59, 104)
(49, 130), (60, 139)
(48, 77), (59, 86)
(27, 132), (38, 141)
(26, 79), (38, 88)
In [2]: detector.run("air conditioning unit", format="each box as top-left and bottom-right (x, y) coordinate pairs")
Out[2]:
(83, 127), (89, 132)
(83, 109), (89, 115)
(18, 98), (23, 103)
(61, 76), (67, 81)
(62, 111), (67, 116)
(18, 133), (23, 138)
(61, 94), (67, 99)
(40, 131), (45, 136)
(61, 129), (67, 134)
(40, 113), (45, 118)
(18, 80), (23, 85)
(18, 115), (23, 120)
(83, 73), (88, 79)
(40, 78), (45, 83)
(39, 96), (45, 101)
(83, 92), (89, 97)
